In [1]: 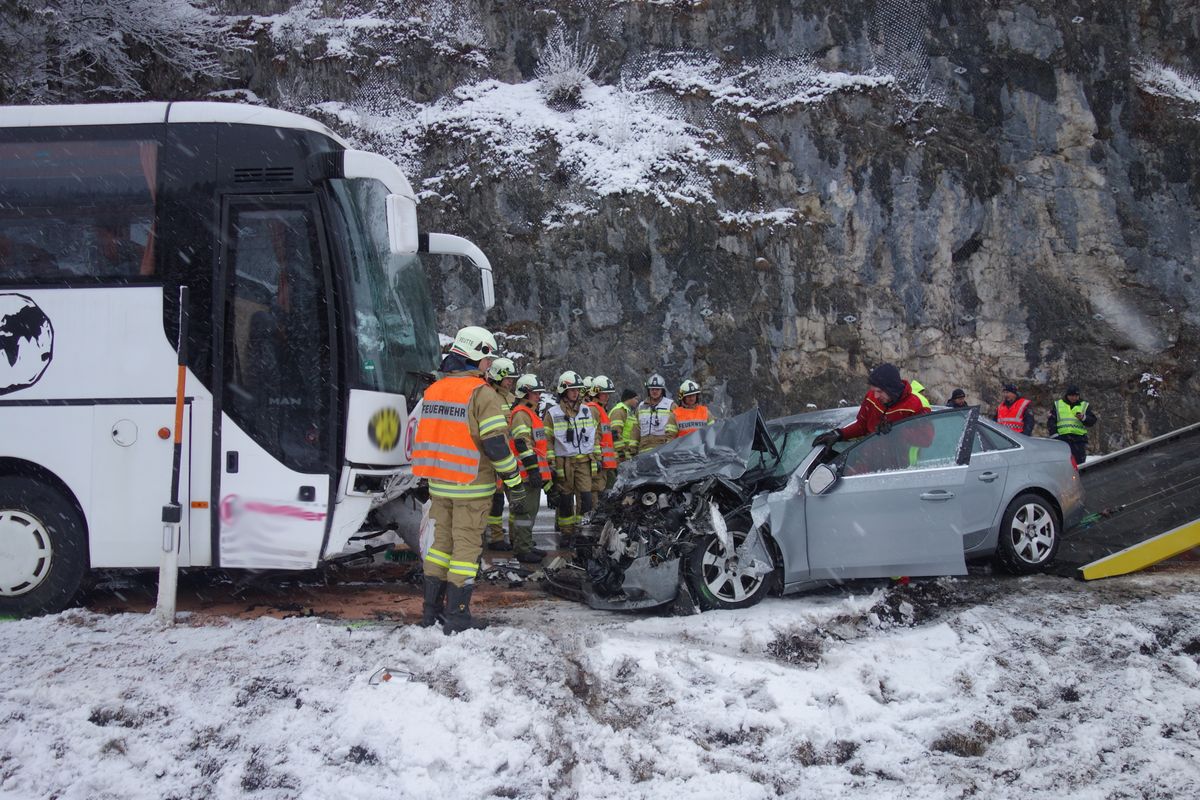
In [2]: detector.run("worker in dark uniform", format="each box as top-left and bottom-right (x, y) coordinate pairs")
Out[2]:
(947, 388), (968, 409)
(1047, 385), (1097, 464)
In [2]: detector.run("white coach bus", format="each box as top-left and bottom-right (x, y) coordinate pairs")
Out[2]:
(0, 102), (494, 614)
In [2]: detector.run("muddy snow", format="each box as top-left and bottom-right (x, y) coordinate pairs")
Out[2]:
(2, 571), (1199, 799)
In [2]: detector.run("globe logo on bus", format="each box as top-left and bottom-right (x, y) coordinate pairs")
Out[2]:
(0, 294), (54, 396)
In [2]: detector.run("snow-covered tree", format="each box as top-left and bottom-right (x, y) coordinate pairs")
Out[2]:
(0, 0), (236, 104)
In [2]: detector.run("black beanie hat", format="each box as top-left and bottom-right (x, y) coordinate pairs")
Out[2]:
(949, 388), (966, 400)
(867, 363), (904, 400)
(621, 389), (638, 401)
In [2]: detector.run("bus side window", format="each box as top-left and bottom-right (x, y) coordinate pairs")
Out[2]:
(0, 138), (157, 282)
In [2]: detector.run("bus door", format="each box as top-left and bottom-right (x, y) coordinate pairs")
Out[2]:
(214, 196), (337, 569)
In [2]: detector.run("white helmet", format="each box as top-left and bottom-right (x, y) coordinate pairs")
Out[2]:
(449, 325), (497, 362)
(645, 373), (667, 391)
(583, 376), (595, 395)
(487, 357), (517, 382)
(515, 373), (545, 399)
(678, 379), (701, 400)
(556, 370), (585, 395)
(592, 375), (615, 394)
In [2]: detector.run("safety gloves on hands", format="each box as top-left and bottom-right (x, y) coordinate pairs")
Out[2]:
(812, 429), (841, 448)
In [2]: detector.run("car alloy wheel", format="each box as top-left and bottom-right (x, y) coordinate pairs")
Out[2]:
(1007, 501), (1056, 565)
(687, 529), (775, 610)
(995, 492), (1061, 574)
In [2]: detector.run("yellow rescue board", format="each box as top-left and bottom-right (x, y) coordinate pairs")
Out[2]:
(1079, 518), (1200, 580)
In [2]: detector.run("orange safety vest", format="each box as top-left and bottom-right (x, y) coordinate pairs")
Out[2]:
(412, 375), (485, 484)
(996, 397), (1030, 433)
(675, 405), (711, 436)
(588, 401), (619, 469)
(509, 404), (553, 482)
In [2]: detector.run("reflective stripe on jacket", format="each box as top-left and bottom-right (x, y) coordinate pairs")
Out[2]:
(509, 404), (553, 481)
(996, 397), (1031, 433)
(638, 397), (676, 437)
(1053, 399), (1089, 437)
(413, 375), (485, 484)
(547, 402), (597, 459)
(588, 401), (619, 468)
(675, 405), (714, 436)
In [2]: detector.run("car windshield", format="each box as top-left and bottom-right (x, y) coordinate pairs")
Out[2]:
(748, 410), (858, 479)
(327, 178), (440, 403)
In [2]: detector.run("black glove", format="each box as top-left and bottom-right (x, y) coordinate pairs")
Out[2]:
(876, 417), (893, 435)
(812, 429), (840, 448)
(411, 479), (430, 503)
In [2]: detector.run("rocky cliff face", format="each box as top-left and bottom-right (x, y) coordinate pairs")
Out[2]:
(24, 0), (1200, 448)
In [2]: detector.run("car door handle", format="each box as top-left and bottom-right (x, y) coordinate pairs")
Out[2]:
(977, 471), (999, 483)
(920, 490), (954, 501)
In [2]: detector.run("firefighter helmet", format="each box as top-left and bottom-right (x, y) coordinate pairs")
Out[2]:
(645, 373), (667, 391)
(556, 370), (585, 394)
(582, 376), (595, 395)
(678, 379), (701, 400)
(592, 375), (615, 395)
(486, 357), (517, 382)
(449, 325), (497, 362)
(515, 373), (545, 399)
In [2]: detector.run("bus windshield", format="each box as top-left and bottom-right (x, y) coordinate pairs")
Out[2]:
(328, 178), (440, 403)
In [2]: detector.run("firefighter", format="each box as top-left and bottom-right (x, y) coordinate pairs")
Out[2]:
(632, 373), (677, 454)
(674, 379), (715, 437)
(508, 374), (552, 562)
(608, 389), (640, 460)
(544, 370), (600, 544)
(947, 388), (968, 408)
(994, 383), (1035, 435)
(587, 375), (620, 490)
(811, 363), (933, 468)
(413, 326), (524, 634)
(1047, 385), (1097, 464)
(484, 357), (518, 550)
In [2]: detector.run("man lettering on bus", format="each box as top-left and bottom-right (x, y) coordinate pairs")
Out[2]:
(412, 326), (525, 634)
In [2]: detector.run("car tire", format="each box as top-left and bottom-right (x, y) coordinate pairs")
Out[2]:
(0, 476), (88, 616)
(685, 527), (776, 611)
(994, 492), (1060, 574)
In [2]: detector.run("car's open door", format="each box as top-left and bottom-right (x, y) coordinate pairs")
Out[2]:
(803, 408), (977, 580)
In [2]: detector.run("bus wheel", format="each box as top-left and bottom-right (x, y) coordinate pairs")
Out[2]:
(0, 477), (88, 616)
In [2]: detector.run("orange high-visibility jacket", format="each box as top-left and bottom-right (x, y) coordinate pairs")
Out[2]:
(509, 404), (552, 481)
(412, 375), (486, 483)
(996, 397), (1031, 433)
(675, 405), (714, 436)
(588, 401), (619, 469)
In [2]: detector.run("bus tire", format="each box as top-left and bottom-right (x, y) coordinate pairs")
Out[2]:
(0, 476), (88, 616)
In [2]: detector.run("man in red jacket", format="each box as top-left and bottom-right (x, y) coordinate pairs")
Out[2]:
(812, 364), (933, 460)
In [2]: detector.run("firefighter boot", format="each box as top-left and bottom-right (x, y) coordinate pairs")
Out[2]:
(419, 576), (447, 628)
(443, 583), (488, 635)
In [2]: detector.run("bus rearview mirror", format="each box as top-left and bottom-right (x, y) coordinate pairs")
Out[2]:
(385, 194), (419, 255)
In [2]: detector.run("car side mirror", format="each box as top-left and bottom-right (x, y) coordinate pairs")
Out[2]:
(808, 463), (838, 495)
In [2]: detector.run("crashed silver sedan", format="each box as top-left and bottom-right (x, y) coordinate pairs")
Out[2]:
(567, 406), (1085, 611)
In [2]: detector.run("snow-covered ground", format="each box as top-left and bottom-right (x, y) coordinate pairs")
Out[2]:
(2, 572), (1199, 799)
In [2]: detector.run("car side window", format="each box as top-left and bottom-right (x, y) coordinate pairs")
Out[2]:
(973, 424), (1018, 454)
(840, 409), (971, 476)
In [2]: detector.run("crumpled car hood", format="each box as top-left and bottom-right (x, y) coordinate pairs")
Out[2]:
(613, 409), (779, 491)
